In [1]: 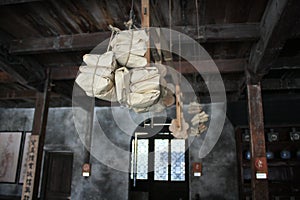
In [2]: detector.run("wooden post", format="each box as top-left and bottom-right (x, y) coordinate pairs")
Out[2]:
(21, 70), (51, 200)
(247, 83), (269, 200)
(83, 98), (94, 164)
(141, 0), (150, 62)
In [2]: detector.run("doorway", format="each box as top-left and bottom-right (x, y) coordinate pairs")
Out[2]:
(129, 119), (189, 200)
(40, 151), (74, 200)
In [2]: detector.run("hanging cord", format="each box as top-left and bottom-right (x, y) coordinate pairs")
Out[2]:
(129, 0), (135, 21)
(169, 0), (172, 53)
(124, 29), (134, 66)
(125, 0), (136, 29)
(91, 25), (118, 97)
(91, 55), (101, 97)
(107, 25), (118, 52)
(179, 34), (182, 83)
(195, 0), (200, 38)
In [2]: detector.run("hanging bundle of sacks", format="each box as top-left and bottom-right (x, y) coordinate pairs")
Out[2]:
(188, 102), (209, 136)
(75, 26), (173, 113)
(75, 51), (118, 102)
(111, 28), (167, 113)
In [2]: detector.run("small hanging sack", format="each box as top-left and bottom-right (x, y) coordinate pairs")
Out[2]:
(75, 51), (118, 102)
(110, 29), (148, 68)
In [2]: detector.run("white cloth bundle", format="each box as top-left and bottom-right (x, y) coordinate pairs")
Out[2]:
(110, 29), (148, 68)
(115, 67), (130, 105)
(75, 51), (118, 102)
(115, 67), (161, 112)
(128, 67), (161, 108)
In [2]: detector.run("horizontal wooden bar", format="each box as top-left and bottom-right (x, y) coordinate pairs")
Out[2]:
(9, 24), (260, 55)
(0, 0), (40, 5)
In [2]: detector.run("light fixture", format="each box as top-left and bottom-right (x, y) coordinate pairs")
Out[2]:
(192, 162), (202, 177)
(82, 163), (91, 177)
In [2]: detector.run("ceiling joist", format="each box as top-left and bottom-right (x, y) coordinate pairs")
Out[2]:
(9, 24), (260, 55)
(247, 0), (300, 83)
(0, 0), (40, 6)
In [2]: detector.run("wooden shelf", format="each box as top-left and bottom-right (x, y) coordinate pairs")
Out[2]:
(242, 160), (300, 167)
(236, 126), (300, 199)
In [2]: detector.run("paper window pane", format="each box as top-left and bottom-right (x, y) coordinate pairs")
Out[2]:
(130, 140), (134, 179)
(171, 139), (185, 181)
(131, 139), (148, 180)
(154, 139), (169, 181)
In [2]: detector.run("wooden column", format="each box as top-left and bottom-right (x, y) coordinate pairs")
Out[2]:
(83, 98), (94, 164)
(141, 0), (150, 62)
(247, 83), (269, 200)
(21, 70), (51, 200)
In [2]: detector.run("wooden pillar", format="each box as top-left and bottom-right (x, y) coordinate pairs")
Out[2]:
(247, 83), (269, 200)
(21, 70), (51, 200)
(141, 0), (150, 62)
(83, 98), (94, 164)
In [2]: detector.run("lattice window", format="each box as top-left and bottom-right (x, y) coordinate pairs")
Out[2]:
(154, 139), (169, 181)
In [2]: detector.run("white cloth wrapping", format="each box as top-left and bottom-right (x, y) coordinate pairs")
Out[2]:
(115, 67), (130, 105)
(75, 51), (117, 102)
(110, 29), (148, 68)
(128, 67), (161, 109)
(115, 67), (161, 112)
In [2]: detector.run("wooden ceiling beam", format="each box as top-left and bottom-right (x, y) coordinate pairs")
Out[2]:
(0, 0), (40, 6)
(173, 23), (260, 42)
(9, 24), (260, 55)
(261, 78), (300, 91)
(0, 71), (15, 83)
(47, 58), (245, 81)
(0, 56), (45, 91)
(9, 31), (111, 55)
(0, 90), (60, 100)
(247, 0), (300, 84)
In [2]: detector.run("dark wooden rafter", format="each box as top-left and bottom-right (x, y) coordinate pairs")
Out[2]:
(0, 71), (14, 83)
(1, 78), (299, 101)
(173, 23), (260, 42)
(247, 83), (269, 200)
(0, 89), (59, 99)
(9, 31), (111, 55)
(0, 58), (246, 83)
(247, 0), (300, 84)
(9, 23), (260, 55)
(0, 0), (40, 6)
(0, 45), (45, 91)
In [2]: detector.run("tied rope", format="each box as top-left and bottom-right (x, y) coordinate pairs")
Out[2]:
(91, 28), (116, 97)
(124, 29), (134, 67)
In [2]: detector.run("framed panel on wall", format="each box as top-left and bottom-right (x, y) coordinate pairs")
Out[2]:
(0, 131), (22, 183)
(19, 132), (32, 184)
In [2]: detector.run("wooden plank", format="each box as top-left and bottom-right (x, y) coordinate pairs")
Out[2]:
(50, 66), (78, 80)
(9, 31), (111, 54)
(9, 23), (260, 55)
(247, 0), (300, 83)
(21, 70), (51, 200)
(0, 59), (29, 85)
(141, 0), (150, 62)
(262, 78), (300, 90)
(0, 54), (45, 91)
(0, 0), (40, 5)
(21, 135), (39, 200)
(0, 90), (59, 99)
(0, 71), (14, 83)
(48, 59), (246, 81)
(247, 83), (269, 200)
(31, 71), (51, 200)
(173, 59), (245, 74)
(173, 23), (260, 42)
